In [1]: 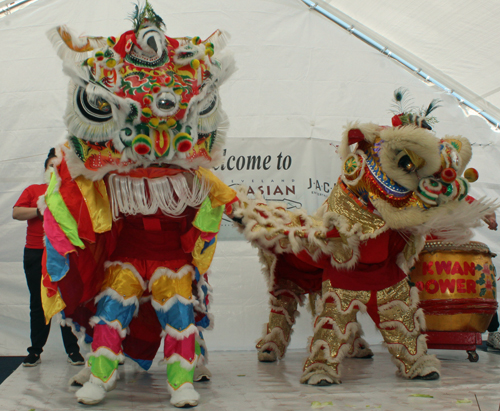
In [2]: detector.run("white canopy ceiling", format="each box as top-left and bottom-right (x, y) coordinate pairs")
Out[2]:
(316, 0), (500, 126)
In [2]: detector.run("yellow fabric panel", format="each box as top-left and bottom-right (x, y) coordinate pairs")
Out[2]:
(41, 281), (66, 325)
(75, 176), (112, 233)
(196, 167), (236, 208)
(151, 272), (193, 305)
(192, 237), (217, 275)
(102, 264), (145, 300)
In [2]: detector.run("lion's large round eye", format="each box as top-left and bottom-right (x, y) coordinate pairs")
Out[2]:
(398, 154), (416, 173)
(76, 87), (113, 122)
(199, 94), (218, 117)
(156, 92), (177, 114)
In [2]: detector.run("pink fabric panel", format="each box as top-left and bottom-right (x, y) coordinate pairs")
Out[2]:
(92, 323), (123, 354)
(43, 209), (75, 256)
(164, 333), (195, 362)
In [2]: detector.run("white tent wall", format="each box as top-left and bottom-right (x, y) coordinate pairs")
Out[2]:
(0, 0), (499, 356)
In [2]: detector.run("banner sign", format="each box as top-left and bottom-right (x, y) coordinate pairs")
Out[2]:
(216, 137), (342, 240)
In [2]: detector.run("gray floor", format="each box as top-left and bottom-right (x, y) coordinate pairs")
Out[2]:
(1, 345), (499, 411)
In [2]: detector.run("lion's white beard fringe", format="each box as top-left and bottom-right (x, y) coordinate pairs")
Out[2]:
(108, 173), (211, 220)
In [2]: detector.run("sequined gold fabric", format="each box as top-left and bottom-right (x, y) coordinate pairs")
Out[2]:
(303, 356), (339, 373)
(268, 312), (293, 342)
(326, 185), (386, 235)
(259, 291), (300, 356)
(380, 329), (418, 356)
(322, 280), (370, 312)
(256, 325), (288, 356)
(306, 280), (424, 373)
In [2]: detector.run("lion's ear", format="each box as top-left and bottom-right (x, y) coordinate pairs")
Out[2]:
(347, 129), (365, 146)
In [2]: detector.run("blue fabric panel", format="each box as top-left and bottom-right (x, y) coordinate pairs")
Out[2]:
(201, 237), (216, 253)
(195, 315), (210, 330)
(125, 353), (153, 371)
(45, 237), (70, 282)
(155, 300), (194, 331)
(95, 295), (137, 329)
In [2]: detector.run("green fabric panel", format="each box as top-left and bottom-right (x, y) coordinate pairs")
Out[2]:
(193, 197), (224, 233)
(89, 355), (119, 383)
(167, 361), (195, 389)
(45, 173), (85, 248)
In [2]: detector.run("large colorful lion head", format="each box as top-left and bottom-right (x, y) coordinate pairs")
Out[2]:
(49, 1), (235, 179)
(337, 89), (481, 232)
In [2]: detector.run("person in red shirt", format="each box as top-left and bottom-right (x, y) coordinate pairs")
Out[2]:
(13, 148), (84, 367)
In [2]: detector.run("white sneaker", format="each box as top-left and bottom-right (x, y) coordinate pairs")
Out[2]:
(168, 383), (200, 408)
(487, 331), (500, 349)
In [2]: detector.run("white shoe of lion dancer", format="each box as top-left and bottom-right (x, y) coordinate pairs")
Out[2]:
(168, 383), (200, 408)
(76, 381), (106, 405)
(194, 364), (212, 382)
(69, 366), (91, 386)
(75, 372), (117, 405)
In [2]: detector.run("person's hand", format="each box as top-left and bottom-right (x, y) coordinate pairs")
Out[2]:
(483, 212), (497, 231)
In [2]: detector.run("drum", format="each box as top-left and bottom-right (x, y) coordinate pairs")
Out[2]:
(410, 240), (498, 333)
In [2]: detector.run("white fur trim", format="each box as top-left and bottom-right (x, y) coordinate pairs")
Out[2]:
(300, 362), (342, 385)
(161, 324), (199, 340)
(149, 265), (195, 290)
(95, 288), (140, 309)
(151, 295), (196, 312)
(163, 354), (198, 371)
(167, 382), (199, 407)
(75, 380), (107, 405)
(90, 347), (125, 363)
(89, 316), (128, 339)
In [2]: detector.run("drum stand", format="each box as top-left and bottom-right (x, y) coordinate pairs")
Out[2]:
(425, 331), (481, 362)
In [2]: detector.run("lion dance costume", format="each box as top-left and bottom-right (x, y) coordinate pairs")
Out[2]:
(233, 90), (495, 385)
(39, 3), (236, 407)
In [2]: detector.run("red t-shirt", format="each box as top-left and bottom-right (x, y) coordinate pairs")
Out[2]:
(14, 184), (47, 249)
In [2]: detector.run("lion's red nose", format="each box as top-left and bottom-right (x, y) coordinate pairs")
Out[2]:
(441, 168), (457, 183)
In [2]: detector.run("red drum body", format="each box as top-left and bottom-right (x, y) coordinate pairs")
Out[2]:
(410, 241), (497, 333)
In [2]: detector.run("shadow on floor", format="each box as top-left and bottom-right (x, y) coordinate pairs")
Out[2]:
(0, 357), (24, 385)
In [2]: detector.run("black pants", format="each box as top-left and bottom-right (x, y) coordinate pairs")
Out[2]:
(488, 312), (499, 333)
(24, 247), (80, 355)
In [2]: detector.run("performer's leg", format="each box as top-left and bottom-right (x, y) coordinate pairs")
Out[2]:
(23, 248), (50, 360)
(75, 262), (145, 405)
(376, 280), (440, 380)
(301, 280), (370, 385)
(192, 270), (212, 381)
(347, 315), (374, 359)
(487, 312), (500, 349)
(257, 281), (302, 362)
(60, 325), (84, 365)
(151, 265), (199, 408)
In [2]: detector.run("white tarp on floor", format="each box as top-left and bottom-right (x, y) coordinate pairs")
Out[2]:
(0, 0), (499, 355)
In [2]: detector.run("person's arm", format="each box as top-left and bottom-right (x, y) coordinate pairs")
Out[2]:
(12, 206), (39, 221)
